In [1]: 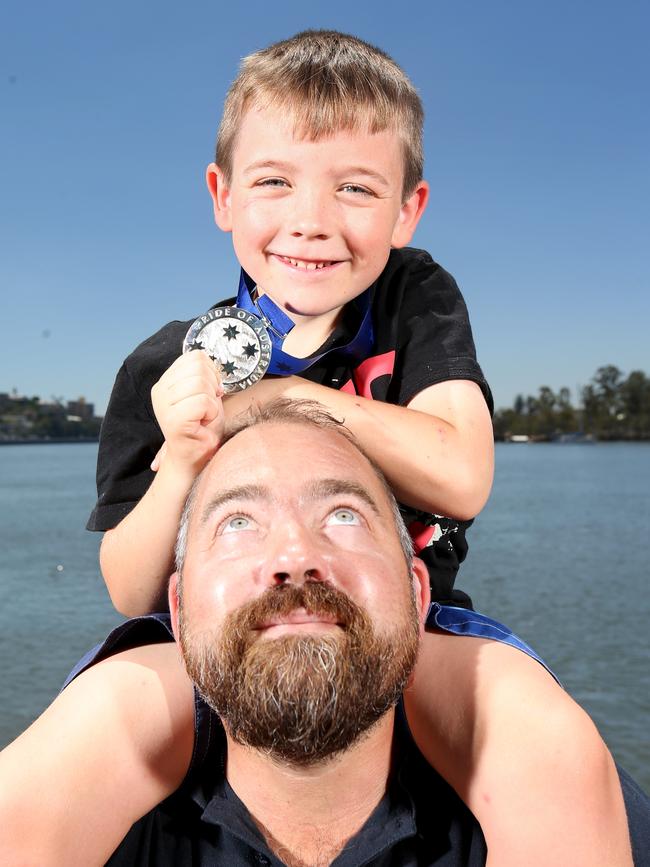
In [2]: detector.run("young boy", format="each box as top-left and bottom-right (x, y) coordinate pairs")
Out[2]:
(1, 30), (633, 865)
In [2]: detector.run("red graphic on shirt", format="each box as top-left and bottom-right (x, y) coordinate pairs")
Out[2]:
(409, 520), (442, 553)
(339, 351), (396, 398)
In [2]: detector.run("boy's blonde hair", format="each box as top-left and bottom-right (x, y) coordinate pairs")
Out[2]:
(216, 30), (424, 200)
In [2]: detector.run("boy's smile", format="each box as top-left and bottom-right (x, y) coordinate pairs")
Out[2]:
(207, 106), (428, 353)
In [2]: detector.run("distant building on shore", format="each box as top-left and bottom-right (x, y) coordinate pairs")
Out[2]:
(0, 391), (103, 442)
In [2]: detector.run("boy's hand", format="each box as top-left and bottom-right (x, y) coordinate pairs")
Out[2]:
(151, 351), (225, 477)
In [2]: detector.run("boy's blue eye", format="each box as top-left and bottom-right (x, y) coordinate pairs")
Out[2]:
(257, 178), (288, 187)
(340, 184), (372, 196)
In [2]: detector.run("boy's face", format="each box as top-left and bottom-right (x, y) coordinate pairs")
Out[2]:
(207, 105), (428, 323)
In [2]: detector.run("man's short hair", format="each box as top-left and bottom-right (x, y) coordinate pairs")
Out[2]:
(174, 398), (414, 574)
(215, 29), (424, 200)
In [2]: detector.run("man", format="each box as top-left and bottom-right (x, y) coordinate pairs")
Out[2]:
(108, 399), (488, 864)
(1, 402), (649, 865)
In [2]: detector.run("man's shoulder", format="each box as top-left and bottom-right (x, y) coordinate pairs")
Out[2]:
(63, 614), (176, 689)
(395, 712), (485, 850)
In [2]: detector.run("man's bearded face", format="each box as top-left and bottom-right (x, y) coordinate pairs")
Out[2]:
(179, 580), (419, 766)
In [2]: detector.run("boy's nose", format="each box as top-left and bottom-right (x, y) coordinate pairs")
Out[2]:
(289, 190), (332, 240)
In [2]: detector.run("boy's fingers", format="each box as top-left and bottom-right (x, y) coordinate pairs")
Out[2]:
(204, 409), (226, 434)
(150, 442), (167, 472)
(170, 393), (223, 427)
(198, 394), (224, 426)
(158, 351), (222, 392)
(161, 375), (224, 407)
(164, 362), (222, 394)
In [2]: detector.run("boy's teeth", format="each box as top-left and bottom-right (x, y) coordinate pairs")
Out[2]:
(285, 257), (332, 270)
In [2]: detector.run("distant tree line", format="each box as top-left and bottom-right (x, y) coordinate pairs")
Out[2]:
(493, 366), (650, 441)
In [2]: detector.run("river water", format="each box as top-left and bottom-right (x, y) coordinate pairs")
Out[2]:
(0, 442), (648, 791)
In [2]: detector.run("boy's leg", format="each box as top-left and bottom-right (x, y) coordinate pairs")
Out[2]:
(404, 629), (634, 866)
(0, 642), (194, 866)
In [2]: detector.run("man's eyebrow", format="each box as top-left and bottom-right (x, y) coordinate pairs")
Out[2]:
(305, 479), (381, 515)
(200, 484), (271, 525)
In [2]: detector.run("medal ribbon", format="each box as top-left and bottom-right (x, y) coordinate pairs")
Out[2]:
(235, 269), (375, 376)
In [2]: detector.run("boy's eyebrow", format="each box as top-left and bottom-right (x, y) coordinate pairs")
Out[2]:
(304, 479), (381, 515)
(242, 159), (295, 176)
(200, 484), (271, 525)
(335, 166), (390, 187)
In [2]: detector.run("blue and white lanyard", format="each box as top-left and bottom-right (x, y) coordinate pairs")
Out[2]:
(235, 270), (375, 376)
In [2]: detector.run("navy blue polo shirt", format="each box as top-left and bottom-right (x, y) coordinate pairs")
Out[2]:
(106, 708), (487, 866)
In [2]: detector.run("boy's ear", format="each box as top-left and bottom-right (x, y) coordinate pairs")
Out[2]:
(391, 180), (429, 249)
(168, 572), (181, 642)
(206, 163), (233, 232)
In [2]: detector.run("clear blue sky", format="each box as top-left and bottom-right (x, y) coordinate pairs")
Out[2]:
(2, 0), (648, 414)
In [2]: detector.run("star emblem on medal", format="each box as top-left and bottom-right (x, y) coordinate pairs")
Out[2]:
(223, 324), (240, 340)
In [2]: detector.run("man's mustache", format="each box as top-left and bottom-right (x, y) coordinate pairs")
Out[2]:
(231, 581), (359, 635)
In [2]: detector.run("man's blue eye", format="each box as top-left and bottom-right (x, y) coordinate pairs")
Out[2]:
(327, 508), (360, 526)
(223, 516), (251, 533)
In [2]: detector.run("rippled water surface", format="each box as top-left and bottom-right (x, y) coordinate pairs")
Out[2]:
(0, 442), (648, 790)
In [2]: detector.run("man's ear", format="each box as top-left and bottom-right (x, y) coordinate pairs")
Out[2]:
(411, 556), (431, 628)
(168, 572), (181, 642)
(206, 162), (233, 232)
(391, 180), (429, 249)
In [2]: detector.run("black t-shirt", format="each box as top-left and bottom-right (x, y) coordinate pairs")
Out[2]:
(89, 247), (492, 603)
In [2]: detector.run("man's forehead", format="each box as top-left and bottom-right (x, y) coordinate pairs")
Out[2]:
(196, 421), (381, 506)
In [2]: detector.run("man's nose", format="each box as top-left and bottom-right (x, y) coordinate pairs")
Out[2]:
(289, 189), (332, 240)
(261, 521), (329, 586)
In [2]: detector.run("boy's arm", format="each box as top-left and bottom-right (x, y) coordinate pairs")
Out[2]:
(101, 461), (196, 614)
(0, 643), (194, 867)
(224, 375), (494, 519)
(100, 351), (224, 615)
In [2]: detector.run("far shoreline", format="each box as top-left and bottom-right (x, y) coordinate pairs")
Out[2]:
(0, 438), (99, 446)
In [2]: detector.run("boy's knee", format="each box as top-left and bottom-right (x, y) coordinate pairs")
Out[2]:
(475, 644), (618, 789)
(473, 663), (632, 864)
(534, 696), (615, 784)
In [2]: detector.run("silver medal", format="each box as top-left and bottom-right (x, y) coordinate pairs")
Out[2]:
(183, 307), (272, 392)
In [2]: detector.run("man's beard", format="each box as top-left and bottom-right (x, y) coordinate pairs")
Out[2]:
(179, 581), (419, 767)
